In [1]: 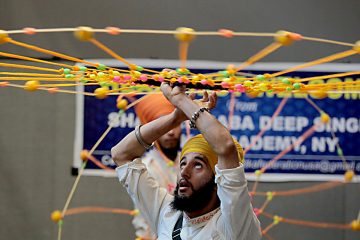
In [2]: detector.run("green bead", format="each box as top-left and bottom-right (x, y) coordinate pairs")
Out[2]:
(256, 75), (265, 81)
(80, 78), (89, 83)
(97, 64), (107, 70)
(118, 109), (125, 116)
(220, 70), (229, 77)
(136, 66), (143, 72)
(293, 83), (301, 90)
(65, 74), (74, 79)
(286, 87), (293, 92)
(98, 72), (105, 78)
(63, 68), (71, 74)
(79, 66), (87, 72)
(337, 147), (343, 156)
(282, 78), (291, 85)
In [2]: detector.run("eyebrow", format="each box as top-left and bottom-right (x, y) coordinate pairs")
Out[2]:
(180, 155), (207, 164)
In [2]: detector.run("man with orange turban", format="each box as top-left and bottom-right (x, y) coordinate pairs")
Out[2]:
(112, 83), (261, 240)
(132, 94), (182, 239)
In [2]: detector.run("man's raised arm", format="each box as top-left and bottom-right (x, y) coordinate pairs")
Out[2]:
(111, 99), (186, 166)
(160, 83), (241, 170)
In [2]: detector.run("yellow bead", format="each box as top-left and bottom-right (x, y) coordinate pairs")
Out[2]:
(351, 220), (360, 231)
(275, 30), (293, 46)
(353, 40), (360, 53)
(320, 112), (330, 123)
(244, 81), (253, 87)
(246, 91), (260, 98)
(24, 80), (40, 91)
(259, 83), (268, 91)
(311, 90), (328, 99)
(94, 87), (108, 99)
(51, 210), (63, 223)
(255, 170), (262, 177)
(80, 149), (89, 161)
(131, 209), (140, 216)
(116, 99), (128, 110)
(344, 170), (355, 182)
(74, 26), (94, 41)
(273, 215), (282, 225)
(266, 191), (274, 201)
(174, 27), (196, 42)
(167, 161), (174, 167)
(0, 30), (10, 44)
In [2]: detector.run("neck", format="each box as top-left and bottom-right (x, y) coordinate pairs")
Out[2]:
(184, 190), (220, 219)
(159, 145), (179, 162)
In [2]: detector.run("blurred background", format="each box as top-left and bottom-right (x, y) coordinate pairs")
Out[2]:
(0, 0), (359, 239)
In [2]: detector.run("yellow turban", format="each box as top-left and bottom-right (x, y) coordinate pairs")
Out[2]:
(134, 94), (175, 124)
(180, 134), (244, 173)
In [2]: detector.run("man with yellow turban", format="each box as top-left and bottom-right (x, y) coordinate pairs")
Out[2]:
(112, 83), (261, 240)
(132, 94), (182, 239)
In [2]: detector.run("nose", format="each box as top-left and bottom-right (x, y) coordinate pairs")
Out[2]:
(180, 163), (191, 179)
(167, 129), (175, 136)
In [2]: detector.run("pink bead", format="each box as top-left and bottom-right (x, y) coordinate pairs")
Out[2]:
(113, 76), (121, 83)
(177, 77), (183, 83)
(235, 84), (246, 92)
(123, 75), (132, 81)
(221, 81), (230, 88)
(140, 74), (148, 82)
(158, 76), (165, 82)
(253, 208), (261, 216)
(200, 80), (208, 85)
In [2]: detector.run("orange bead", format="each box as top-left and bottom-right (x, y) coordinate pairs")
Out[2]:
(218, 29), (234, 38)
(47, 88), (58, 93)
(23, 27), (36, 35)
(106, 26), (121, 35)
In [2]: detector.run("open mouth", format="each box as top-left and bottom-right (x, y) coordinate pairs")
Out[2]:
(179, 179), (191, 193)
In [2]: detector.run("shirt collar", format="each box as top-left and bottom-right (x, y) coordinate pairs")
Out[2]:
(183, 207), (220, 225)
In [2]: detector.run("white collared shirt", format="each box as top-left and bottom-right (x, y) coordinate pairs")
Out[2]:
(117, 158), (261, 240)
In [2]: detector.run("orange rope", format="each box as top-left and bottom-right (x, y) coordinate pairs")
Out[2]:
(0, 62), (59, 72)
(271, 49), (357, 77)
(260, 123), (320, 173)
(244, 97), (288, 154)
(262, 212), (352, 230)
(0, 51), (73, 68)
(179, 41), (189, 69)
(64, 207), (134, 216)
(236, 42), (282, 72)
(7, 38), (97, 67)
(254, 181), (345, 197)
(89, 38), (131, 66)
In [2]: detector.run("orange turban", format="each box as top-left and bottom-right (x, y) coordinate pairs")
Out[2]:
(180, 134), (244, 173)
(134, 94), (175, 124)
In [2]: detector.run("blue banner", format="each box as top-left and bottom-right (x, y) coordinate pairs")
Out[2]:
(74, 60), (360, 181)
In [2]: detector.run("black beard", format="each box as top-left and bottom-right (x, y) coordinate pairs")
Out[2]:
(159, 141), (180, 162)
(170, 177), (219, 212)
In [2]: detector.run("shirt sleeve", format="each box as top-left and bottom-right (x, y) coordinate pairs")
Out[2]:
(116, 158), (172, 234)
(215, 164), (262, 240)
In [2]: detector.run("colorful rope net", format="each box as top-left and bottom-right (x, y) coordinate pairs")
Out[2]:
(0, 26), (360, 240)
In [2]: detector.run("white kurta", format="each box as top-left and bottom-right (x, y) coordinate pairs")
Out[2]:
(132, 149), (179, 238)
(117, 158), (261, 240)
